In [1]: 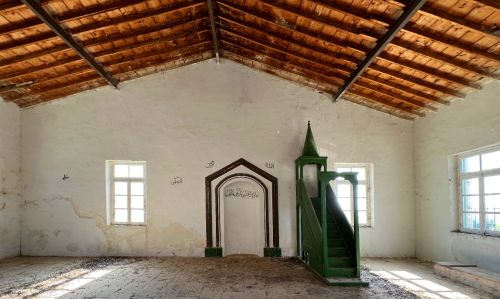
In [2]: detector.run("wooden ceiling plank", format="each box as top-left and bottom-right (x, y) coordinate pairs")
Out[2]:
(234, 0), (497, 79)
(221, 40), (343, 87)
(0, 1), (207, 53)
(369, 64), (464, 98)
(377, 53), (482, 89)
(347, 89), (425, 117)
(361, 73), (449, 105)
(1, 30), (211, 85)
(217, 0), (369, 54)
(219, 30), (348, 82)
(332, 0), (428, 101)
(20, 0), (118, 88)
(353, 80), (436, 111)
(217, 11), (361, 63)
(218, 17), (355, 73)
(311, 0), (500, 62)
(471, 0), (500, 10)
(0, 0), (146, 35)
(390, 38), (498, 79)
(0, 16), (209, 68)
(258, 0), (373, 40)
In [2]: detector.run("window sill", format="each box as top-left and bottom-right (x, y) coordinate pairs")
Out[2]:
(451, 230), (500, 239)
(110, 223), (147, 227)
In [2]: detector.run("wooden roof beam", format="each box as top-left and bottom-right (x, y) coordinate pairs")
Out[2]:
(0, 0), (146, 35)
(0, 1), (207, 53)
(0, 16), (210, 68)
(221, 41), (425, 117)
(388, 0), (499, 38)
(207, 0), (220, 62)
(1, 33), (211, 94)
(218, 11), (480, 90)
(20, 0), (118, 88)
(217, 0), (368, 56)
(332, 0), (428, 101)
(248, 0), (497, 79)
(219, 29), (349, 82)
(216, 4), (469, 103)
(310, 0), (499, 63)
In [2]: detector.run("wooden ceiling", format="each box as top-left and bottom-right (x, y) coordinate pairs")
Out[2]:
(0, 0), (499, 119)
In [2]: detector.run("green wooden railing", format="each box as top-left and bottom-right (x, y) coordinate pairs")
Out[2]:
(296, 180), (323, 274)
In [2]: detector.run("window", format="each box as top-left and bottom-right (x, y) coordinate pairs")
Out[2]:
(458, 146), (500, 235)
(106, 161), (146, 225)
(333, 164), (373, 227)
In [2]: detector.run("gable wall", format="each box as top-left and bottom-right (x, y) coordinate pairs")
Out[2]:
(19, 60), (415, 257)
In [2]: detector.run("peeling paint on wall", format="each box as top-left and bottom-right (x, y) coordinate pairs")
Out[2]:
(0, 100), (21, 259)
(20, 60), (415, 258)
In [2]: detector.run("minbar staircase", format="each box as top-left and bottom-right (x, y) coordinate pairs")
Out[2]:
(296, 122), (368, 286)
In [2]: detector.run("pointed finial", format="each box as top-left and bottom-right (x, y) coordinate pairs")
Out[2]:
(301, 121), (320, 157)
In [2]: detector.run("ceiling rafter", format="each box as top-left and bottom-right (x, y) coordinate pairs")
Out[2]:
(1, 30), (212, 94)
(0, 1), (207, 53)
(308, 0), (500, 63)
(0, 16), (210, 68)
(20, 0), (118, 88)
(332, 0), (428, 101)
(220, 0), (497, 80)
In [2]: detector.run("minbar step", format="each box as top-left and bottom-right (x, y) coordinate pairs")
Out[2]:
(324, 277), (369, 287)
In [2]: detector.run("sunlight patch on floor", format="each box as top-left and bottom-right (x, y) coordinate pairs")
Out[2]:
(371, 270), (470, 299)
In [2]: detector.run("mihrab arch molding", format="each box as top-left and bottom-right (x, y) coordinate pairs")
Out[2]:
(205, 158), (281, 257)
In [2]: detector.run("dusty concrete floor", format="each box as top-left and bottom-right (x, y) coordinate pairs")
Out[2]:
(0, 256), (494, 299)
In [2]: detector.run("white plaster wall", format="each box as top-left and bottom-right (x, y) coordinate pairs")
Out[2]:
(0, 100), (21, 259)
(20, 59), (415, 257)
(414, 81), (500, 272)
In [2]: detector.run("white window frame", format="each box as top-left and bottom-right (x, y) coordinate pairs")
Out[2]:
(333, 163), (374, 228)
(457, 145), (500, 236)
(106, 160), (147, 226)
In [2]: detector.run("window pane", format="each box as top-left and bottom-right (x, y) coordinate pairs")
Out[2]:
(114, 209), (128, 222)
(337, 184), (351, 198)
(352, 168), (366, 180)
(484, 175), (500, 194)
(131, 210), (144, 223)
(358, 211), (367, 224)
(131, 196), (144, 209)
(461, 155), (480, 173)
(461, 178), (479, 195)
(114, 165), (129, 178)
(485, 195), (500, 212)
(130, 165), (144, 178)
(338, 197), (351, 211)
(114, 182), (128, 195)
(131, 182), (144, 195)
(463, 213), (480, 230)
(357, 198), (367, 210)
(485, 214), (500, 232)
(337, 168), (351, 173)
(357, 185), (367, 197)
(343, 210), (352, 224)
(463, 195), (479, 212)
(114, 196), (127, 209)
(481, 151), (500, 171)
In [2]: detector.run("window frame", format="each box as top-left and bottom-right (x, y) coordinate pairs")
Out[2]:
(457, 145), (500, 236)
(106, 160), (147, 226)
(333, 163), (374, 228)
